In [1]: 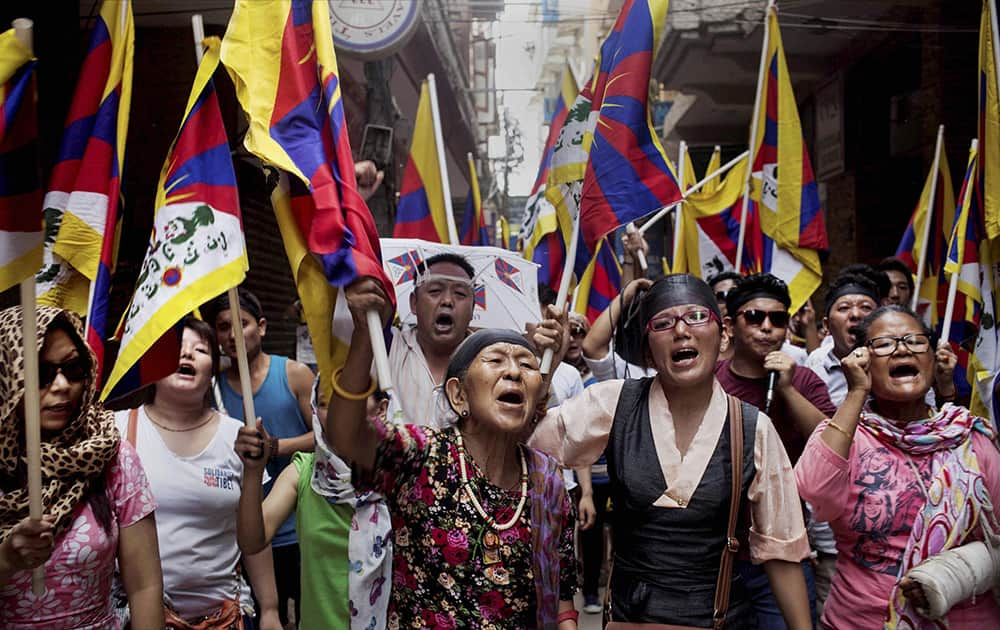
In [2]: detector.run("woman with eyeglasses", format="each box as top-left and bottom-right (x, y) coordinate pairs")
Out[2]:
(113, 317), (281, 629)
(531, 275), (813, 628)
(795, 304), (1000, 627)
(0, 306), (164, 628)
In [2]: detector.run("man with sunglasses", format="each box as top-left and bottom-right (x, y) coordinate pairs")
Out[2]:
(715, 274), (835, 629)
(387, 253), (478, 427)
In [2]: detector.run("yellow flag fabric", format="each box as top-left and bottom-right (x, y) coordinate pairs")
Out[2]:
(981, 0), (1000, 241)
(702, 146), (722, 196)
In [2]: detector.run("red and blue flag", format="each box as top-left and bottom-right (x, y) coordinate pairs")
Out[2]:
(580, 0), (681, 253)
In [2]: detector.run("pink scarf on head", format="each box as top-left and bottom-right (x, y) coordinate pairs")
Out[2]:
(862, 403), (1000, 629)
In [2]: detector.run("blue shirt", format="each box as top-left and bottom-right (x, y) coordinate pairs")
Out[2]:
(219, 354), (309, 547)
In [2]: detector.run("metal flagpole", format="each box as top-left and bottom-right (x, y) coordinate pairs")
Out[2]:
(735, 0), (775, 272)
(427, 73), (459, 245)
(638, 149), (749, 235)
(672, 140), (688, 271)
(911, 124), (945, 311)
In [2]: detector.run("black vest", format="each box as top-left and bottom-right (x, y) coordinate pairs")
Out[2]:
(607, 378), (758, 628)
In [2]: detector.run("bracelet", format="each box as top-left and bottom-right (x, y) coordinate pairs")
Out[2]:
(267, 437), (279, 461)
(826, 420), (855, 440)
(557, 609), (579, 624)
(331, 367), (377, 401)
(622, 261), (634, 266)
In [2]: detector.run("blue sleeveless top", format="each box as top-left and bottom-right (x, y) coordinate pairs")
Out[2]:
(219, 354), (308, 547)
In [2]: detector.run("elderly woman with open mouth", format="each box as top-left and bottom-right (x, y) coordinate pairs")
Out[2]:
(795, 304), (1000, 628)
(530, 274), (813, 629)
(325, 277), (579, 629)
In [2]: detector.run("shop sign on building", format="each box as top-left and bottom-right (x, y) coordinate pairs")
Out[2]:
(328, 0), (422, 60)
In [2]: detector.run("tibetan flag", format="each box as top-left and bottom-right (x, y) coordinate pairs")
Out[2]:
(459, 155), (489, 246)
(940, 142), (987, 401)
(0, 29), (42, 292)
(393, 80), (449, 242)
(40, 0), (133, 381)
(981, 0), (1000, 241)
(573, 236), (621, 324)
(702, 146), (722, 196)
(894, 142), (955, 321)
(221, 0), (395, 403)
(521, 66), (579, 292)
(579, 0), (682, 253)
(102, 37), (246, 399)
(749, 6), (828, 255)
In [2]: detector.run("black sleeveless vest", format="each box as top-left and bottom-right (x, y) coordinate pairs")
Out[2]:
(607, 378), (758, 628)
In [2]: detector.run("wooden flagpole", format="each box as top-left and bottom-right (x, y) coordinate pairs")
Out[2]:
(13, 16), (45, 596)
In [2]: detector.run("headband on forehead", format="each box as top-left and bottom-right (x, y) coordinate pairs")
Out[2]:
(445, 329), (535, 381)
(615, 274), (721, 367)
(826, 283), (879, 314)
(414, 273), (475, 291)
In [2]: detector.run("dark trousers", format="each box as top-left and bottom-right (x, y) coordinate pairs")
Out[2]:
(581, 482), (612, 597)
(273, 543), (301, 626)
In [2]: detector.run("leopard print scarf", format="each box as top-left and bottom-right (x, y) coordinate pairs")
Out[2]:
(0, 305), (120, 545)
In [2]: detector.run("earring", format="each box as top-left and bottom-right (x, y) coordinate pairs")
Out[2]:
(460, 409), (469, 418)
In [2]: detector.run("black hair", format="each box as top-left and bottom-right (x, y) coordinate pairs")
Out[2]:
(707, 271), (743, 290)
(877, 257), (915, 292)
(848, 304), (936, 349)
(839, 264), (889, 301)
(824, 273), (881, 315)
(209, 286), (264, 323)
(416, 253), (475, 280)
(372, 389), (390, 403)
(725, 273), (790, 316)
(537, 283), (558, 308)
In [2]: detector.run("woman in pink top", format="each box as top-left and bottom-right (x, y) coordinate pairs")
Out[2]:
(0, 306), (163, 629)
(795, 304), (1000, 628)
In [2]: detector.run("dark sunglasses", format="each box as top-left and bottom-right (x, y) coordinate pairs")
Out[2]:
(738, 309), (791, 328)
(569, 326), (588, 338)
(715, 290), (731, 302)
(39, 358), (90, 388)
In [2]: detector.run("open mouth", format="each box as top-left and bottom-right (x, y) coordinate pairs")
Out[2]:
(44, 403), (71, 416)
(434, 313), (454, 332)
(176, 363), (196, 376)
(497, 391), (525, 405)
(671, 347), (699, 363)
(889, 364), (920, 379)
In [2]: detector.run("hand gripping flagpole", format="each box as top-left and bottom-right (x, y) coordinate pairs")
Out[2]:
(427, 74), (459, 245)
(736, 0), (775, 273)
(911, 124), (945, 311)
(12, 16), (44, 597)
(540, 210), (580, 375)
(638, 150), (750, 235)
(625, 223), (647, 271)
(192, 15), (257, 426)
(940, 139), (979, 345)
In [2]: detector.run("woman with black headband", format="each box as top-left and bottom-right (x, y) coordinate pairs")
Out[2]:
(324, 278), (580, 628)
(531, 275), (813, 629)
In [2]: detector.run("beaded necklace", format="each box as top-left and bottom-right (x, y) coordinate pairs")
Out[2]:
(455, 430), (529, 531)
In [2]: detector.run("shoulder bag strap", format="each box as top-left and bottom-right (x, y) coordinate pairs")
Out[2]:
(711, 395), (744, 630)
(127, 407), (139, 446)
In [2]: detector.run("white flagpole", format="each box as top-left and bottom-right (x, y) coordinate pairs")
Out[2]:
(540, 213), (580, 375)
(672, 140), (688, 270)
(625, 222), (647, 271)
(911, 124), (945, 311)
(427, 74), (459, 245)
(736, 0), (775, 272)
(638, 149), (749, 235)
(13, 16), (44, 597)
(940, 139), (978, 346)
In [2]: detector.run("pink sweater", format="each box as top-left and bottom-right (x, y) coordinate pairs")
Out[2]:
(795, 420), (1000, 629)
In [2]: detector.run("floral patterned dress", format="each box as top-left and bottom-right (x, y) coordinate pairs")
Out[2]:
(0, 440), (156, 629)
(357, 423), (576, 629)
